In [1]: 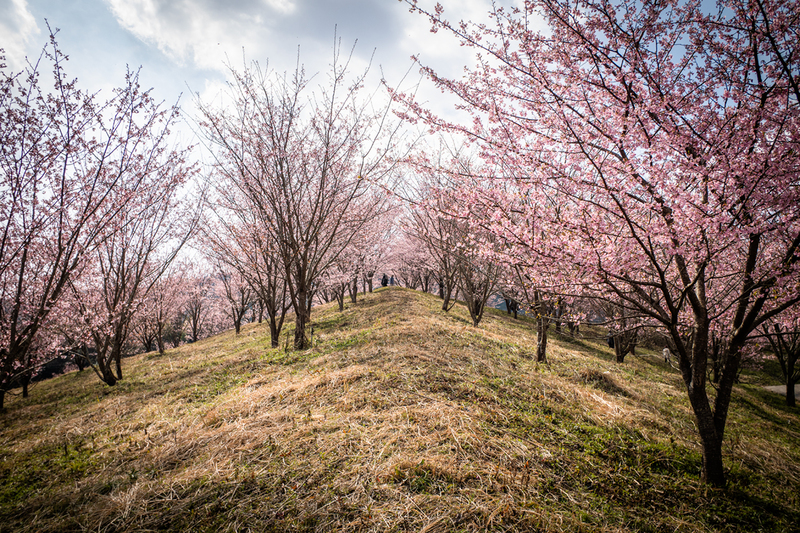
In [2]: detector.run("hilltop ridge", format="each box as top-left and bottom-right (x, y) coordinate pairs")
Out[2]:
(1, 287), (798, 532)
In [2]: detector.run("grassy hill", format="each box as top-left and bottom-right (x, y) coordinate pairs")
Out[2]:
(1, 287), (798, 532)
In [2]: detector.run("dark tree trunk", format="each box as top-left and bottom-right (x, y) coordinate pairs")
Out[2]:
(420, 272), (432, 293)
(689, 385), (726, 486)
(533, 291), (549, 362)
(0, 389), (4, 411)
(505, 299), (519, 319)
(441, 280), (457, 312)
(614, 341), (625, 363)
(787, 349), (796, 407)
(337, 291), (345, 312)
(363, 271), (375, 293)
(75, 352), (86, 371)
(156, 324), (165, 355)
(709, 334), (723, 384)
(671, 310), (736, 488)
(442, 285), (452, 311)
(22, 372), (30, 398)
(293, 284), (312, 350)
(612, 331), (637, 363)
(468, 298), (484, 327)
(349, 277), (358, 304)
(99, 356), (118, 386)
(294, 316), (307, 350)
(762, 323), (799, 408)
(536, 315), (548, 362)
(269, 320), (281, 348)
(115, 349), (123, 381)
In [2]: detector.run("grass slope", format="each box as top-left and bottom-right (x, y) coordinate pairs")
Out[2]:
(1, 287), (799, 532)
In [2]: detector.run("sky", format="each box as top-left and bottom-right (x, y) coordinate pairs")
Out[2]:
(0, 0), (509, 145)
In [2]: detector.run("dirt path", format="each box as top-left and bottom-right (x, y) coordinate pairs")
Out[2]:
(764, 385), (800, 399)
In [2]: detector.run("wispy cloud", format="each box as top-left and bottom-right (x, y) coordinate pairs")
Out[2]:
(0, 0), (41, 71)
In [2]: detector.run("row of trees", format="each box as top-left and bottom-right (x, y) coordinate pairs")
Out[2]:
(1, 32), (409, 404)
(195, 43), (405, 350)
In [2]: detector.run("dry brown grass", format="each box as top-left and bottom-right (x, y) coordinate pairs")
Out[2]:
(1, 287), (799, 532)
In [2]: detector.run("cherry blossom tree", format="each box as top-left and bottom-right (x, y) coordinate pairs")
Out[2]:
(203, 192), (291, 347)
(358, 211), (397, 293)
(404, 172), (462, 310)
(0, 31), (195, 406)
(401, 0), (800, 486)
(215, 263), (255, 336)
(66, 157), (196, 386)
(197, 41), (402, 349)
(387, 230), (432, 291)
(182, 264), (219, 343)
(324, 250), (357, 312)
(145, 263), (190, 355)
(132, 313), (158, 353)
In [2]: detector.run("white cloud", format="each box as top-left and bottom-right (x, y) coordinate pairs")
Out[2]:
(103, 0), (296, 72)
(0, 0), (41, 71)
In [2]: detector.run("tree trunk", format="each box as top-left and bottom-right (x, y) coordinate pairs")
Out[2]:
(470, 299), (482, 326)
(442, 284), (453, 311)
(350, 277), (358, 304)
(554, 299), (564, 333)
(294, 316), (307, 350)
(293, 284), (311, 350)
(269, 320), (281, 349)
(691, 391), (726, 486)
(100, 359), (118, 386)
(614, 340), (626, 363)
(337, 289), (345, 312)
(22, 373), (30, 398)
(536, 316), (548, 362)
(787, 347), (796, 407)
(0, 389), (4, 411)
(701, 433), (725, 486)
(156, 325), (165, 355)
